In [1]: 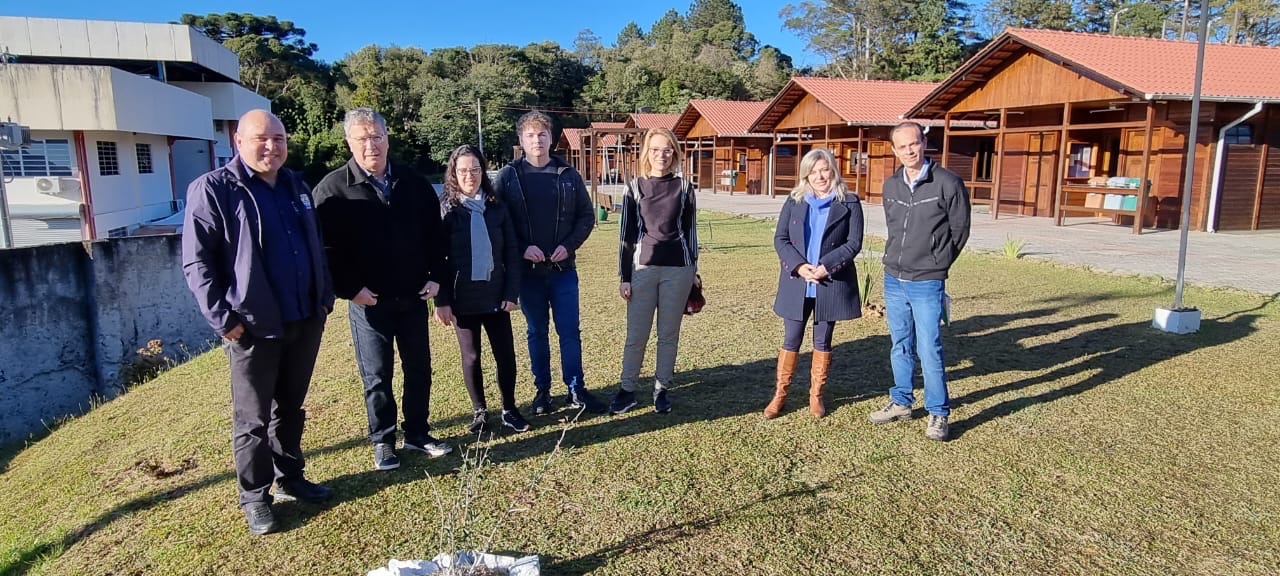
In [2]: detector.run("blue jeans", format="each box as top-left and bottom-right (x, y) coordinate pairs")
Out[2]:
(884, 273), (949, 417)
(520, 268), (585, 393)
(349, 298), (433, 445)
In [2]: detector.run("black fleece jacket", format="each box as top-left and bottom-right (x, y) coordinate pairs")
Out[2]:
(312, 159), (447, 300)
(493, 156), (594, 271)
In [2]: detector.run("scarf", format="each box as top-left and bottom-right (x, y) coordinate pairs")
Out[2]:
(461, 193), (492, 281)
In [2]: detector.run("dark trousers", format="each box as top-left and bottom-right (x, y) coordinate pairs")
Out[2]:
(454, 311), (518, 412)
(348, 298), (433, 446)
(782, 297), (835, 352)
(226, 314), (326, 506)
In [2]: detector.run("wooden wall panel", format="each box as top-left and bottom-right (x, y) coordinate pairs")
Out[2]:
(1217, 144), (1262, 231)
(998, 132), (1029, 214)
(776, 93), (844, 130)
(1259, 112), (1280, 229)
(952, 51), (1125, 113)
(687, 116), (717, 138)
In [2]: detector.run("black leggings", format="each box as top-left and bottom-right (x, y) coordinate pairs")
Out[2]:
(454, 311), (518, 412)
(782, 297), (835, 352)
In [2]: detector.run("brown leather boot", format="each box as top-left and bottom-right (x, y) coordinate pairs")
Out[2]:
(764, 349), (798, 419)
(810, 350), (832, 418)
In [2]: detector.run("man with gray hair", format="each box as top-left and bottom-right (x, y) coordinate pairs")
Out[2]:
(313, 108), (453, 471)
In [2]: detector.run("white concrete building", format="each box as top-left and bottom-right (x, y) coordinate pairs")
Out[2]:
(0, 16), (269, 246)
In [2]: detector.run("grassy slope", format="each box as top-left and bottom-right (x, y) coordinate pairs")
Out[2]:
(2, 211), (1278, 575)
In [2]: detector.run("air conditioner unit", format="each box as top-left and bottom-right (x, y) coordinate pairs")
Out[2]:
(35, 177), (57, 194)
(0, 122), (31, 150)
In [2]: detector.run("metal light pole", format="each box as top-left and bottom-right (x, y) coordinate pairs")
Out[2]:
(475, 97), (484, 154)
(0, 158), (11, 249)
(1173, 3), (1211, 311)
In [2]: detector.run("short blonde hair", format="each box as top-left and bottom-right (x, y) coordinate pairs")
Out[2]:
(789, 147), (849, 202)
(638, 127), (683, 177)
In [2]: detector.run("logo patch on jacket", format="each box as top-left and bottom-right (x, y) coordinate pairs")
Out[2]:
(298, 194), (313, 210)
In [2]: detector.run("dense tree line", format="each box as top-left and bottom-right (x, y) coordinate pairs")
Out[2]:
(182, 0), (1278, 177)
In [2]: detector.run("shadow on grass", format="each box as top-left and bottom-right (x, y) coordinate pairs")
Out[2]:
(1, 436), (368, 575)
(541, 481), (837, 574)
(944, 310), (1261, 440)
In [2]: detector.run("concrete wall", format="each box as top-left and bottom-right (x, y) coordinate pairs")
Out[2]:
(0, 235), (216, 443)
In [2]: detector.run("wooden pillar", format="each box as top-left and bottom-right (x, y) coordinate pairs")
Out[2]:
(857, 126), (866, 196)
(1054, 103), (1071, 225)
(1252, 105), (1271, 231)
(586, 131), (596, 199)
(993, 108), (1008, 220)
(941, 113), (951, 170)
(1135, 102), (1156, 234)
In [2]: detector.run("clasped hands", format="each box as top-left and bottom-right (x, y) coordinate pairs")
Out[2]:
(795, 263), (829, 284)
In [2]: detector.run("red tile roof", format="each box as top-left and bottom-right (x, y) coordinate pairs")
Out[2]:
(626, 113), (681, 130)
(559, 127), (586, 151)
(673, 100), (771, 139)
(908, 27), (1280, 117)
(753, 77), (940, 131)
(1009, 28), (1280, 101)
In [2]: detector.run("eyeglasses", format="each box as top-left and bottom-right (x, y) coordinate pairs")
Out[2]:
(455, 167), (483, 176)
(650, 148), (675, 156)
(349, 134), (386, 146)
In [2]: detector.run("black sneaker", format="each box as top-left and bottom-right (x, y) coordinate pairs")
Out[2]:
(531, 389), (553, 416)
(373, 442), (400, 471)
(403, 434), (453, 458)
(501, 409), (531, 433)
(653, 388), (672, 414)
(468, 410), (488, 436)
(608, 389), (637, 415)
(568, 387), (607, 414)
(242, 502), (279, 536)
(274, 477), (333, 503)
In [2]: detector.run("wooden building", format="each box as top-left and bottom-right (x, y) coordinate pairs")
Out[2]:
(672, 100), (772, 194)
(751, 77), (942, 200)
(554, 122), (632, 184)
(907, 28), (1280, 233)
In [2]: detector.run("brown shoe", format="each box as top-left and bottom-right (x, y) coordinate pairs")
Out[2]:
(809, 350), (831, 418)
(764, 349), (798, 419)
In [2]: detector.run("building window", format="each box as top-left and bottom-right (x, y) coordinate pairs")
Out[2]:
(136, 143), (154, 174)
(0, 139), (74, 177)
(1224, 124), (1253, 145)
(845, 149), (868, 175)
(96, 141), (119, 176)
(1067, 142), (1094, 179)
(107, 226), (129, 238)
(975, 139), (995, 182)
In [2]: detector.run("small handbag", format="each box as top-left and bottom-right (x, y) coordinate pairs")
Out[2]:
(685, 275), (705, 315)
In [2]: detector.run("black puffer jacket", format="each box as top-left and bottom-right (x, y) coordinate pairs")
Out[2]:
(881, 161), (971, 281)
(437, 195), (522, 316)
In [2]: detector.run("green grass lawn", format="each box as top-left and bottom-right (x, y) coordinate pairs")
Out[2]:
(2, 211), (1278, 575)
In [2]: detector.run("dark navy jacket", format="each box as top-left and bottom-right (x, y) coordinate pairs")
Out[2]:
(182, 157), (335, 338)
(773, 194), (864, 323)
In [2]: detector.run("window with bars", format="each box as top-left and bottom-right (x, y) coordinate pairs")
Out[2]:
(136, 143), (154, 174)
(1224, 124), (1253, 145)
(97, 141), (119, 176)
(0, 139), (74, 177)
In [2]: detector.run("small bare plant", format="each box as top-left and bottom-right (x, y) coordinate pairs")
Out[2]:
(1002, 236), (1026, 260)
(120, 339), (170, 389)
(427, 407), (582, 575)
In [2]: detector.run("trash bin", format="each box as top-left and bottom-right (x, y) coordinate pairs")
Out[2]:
(597, 206), (608, 222)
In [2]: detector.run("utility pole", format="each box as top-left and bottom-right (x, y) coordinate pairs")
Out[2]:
(475, 97), (484, 154)
(0, 120), (30, 249)
(1112, 7), (1132, 34)
(1181, 0), (1190, 39)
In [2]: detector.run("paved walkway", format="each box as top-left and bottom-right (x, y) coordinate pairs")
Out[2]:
(676, 189), (1280, 295)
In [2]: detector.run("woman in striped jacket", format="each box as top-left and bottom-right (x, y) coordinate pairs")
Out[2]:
(608, 127), (699, 416)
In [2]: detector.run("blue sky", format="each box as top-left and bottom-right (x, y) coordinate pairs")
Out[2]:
(4, 1), (823, 67)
